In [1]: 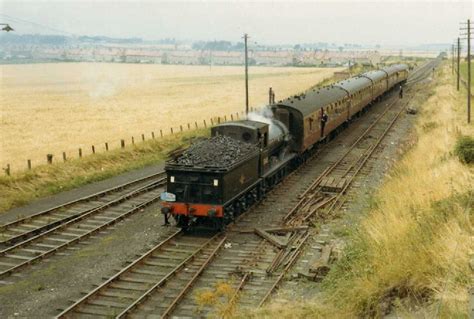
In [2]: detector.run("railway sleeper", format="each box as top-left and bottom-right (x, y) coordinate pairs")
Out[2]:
(109, 281), (149, 291)
(99, 288), (143, 300)
(86, 297), (131, 309)
(130, 268), (170, 277)
(73, 304), (122, 317)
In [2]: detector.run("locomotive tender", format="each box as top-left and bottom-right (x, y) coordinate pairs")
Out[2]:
(161, 64), (409, 229)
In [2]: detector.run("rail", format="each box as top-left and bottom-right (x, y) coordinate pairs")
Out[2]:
(0, 171), (165, 248)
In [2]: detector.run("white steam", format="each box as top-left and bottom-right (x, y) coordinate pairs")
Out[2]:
(246, 106), (283, 140)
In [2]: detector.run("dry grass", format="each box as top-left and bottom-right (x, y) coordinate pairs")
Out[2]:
(0, 63), (340, 172)
(0, 129), (208, 212)
(246, 63), (473, 318)
(195, 281), (236, 318)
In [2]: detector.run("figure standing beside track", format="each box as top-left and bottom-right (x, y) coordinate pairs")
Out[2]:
(320, 108), (328, 137)
(399, 85), (404, 99)
(162, 208), (171, 226)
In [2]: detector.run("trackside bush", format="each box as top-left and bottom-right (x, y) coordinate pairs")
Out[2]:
(454, 135), (474, 164)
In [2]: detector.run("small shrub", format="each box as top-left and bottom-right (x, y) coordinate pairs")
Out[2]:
(454, 135), (474, 164)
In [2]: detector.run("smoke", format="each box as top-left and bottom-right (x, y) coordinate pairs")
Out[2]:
(88, 81), (118, 98)
(246, 106), (284, 140)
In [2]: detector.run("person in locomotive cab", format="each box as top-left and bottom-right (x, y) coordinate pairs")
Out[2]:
(320, 108), (328, 137)
(399, 85), (403, 99)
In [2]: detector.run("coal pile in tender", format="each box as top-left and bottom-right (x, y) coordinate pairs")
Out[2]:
(174, 135), (258, 168)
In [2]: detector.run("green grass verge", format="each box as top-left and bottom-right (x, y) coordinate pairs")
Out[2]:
(0, 129), (209, 213)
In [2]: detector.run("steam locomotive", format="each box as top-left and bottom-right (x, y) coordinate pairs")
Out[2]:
(161, 64), (409, 229)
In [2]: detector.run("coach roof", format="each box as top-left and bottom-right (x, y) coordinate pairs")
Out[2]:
(382, 64), (409, 76)
(333, 76), (372, 95)
(360, 70), (387, 82)
(277, 85), (347, 117)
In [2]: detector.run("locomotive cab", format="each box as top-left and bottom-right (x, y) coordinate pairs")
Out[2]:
(211, 120), (269, 148)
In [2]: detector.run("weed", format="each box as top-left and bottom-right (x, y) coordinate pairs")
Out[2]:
(454, 135), (474, 164)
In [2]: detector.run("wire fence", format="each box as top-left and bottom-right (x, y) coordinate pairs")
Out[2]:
(2, 107), (261, 176)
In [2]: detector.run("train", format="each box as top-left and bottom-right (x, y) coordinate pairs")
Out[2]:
(161, 64), (409, 229)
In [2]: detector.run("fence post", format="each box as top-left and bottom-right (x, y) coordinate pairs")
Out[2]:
(62, 152), (67, 162)
(180, 125), (183, 132)
(152, 132), (155, 139)
(142, 134), (145, 141)
(160, 129), (163, 137)
(121, 139), (125, 148)
(4, 164), (10, 176)
(79, 148), (82, 158)
(204, 120), (207, 128)
(105, 142), (109, 151)
(195, 121), (198, 129)
(231, 114), (234, 121)
(187, 123), (191, 130)
(27, 159), (31, 170)
(171, 127), (174, 134)
(132, 137), (135, 145)
(224, 115), (227, 122)
(47, 154), (53, 164)
(91, 145), (95, 154)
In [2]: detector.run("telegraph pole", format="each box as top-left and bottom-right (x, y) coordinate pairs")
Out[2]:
(243, 33), (249, 114)
(209, 48), (212, 71)
(451, 44), (454, 74)
(461, 19), (472, 123)
(457, 37), (460, 91)
(468, 20), (471, 124)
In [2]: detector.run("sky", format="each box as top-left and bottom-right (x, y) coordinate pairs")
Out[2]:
(0, 0), (473, 46)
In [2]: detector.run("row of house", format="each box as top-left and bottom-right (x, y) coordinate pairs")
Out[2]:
(1, 44), (380, 66)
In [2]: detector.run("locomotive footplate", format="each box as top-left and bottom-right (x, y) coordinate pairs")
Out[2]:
(320, 177), (348, 193)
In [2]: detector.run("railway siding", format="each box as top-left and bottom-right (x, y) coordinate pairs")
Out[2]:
(0, 172), (165, 249)
(0, 175), (167, 281)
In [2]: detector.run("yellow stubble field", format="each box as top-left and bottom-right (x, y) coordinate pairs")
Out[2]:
(0, 63), (341, 172)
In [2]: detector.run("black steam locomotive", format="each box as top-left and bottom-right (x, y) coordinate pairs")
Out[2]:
(161, 64), (409, 229)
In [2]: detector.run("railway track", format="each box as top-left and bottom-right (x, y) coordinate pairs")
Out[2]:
(56, 230), (226, 318)
(0, 172), (165, 249)
(56, 59), (439, 318)
(406, 58), (440, 85)
(0, 173), (167, 281)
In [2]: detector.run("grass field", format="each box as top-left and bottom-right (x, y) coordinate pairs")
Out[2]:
(0, 63), (340, 172)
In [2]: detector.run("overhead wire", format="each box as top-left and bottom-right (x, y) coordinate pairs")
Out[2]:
(0, 13), (76, 36)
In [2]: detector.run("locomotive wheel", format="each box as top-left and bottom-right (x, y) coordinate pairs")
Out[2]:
(223, 210), (234, 226)
(176, 215), (190, 230)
